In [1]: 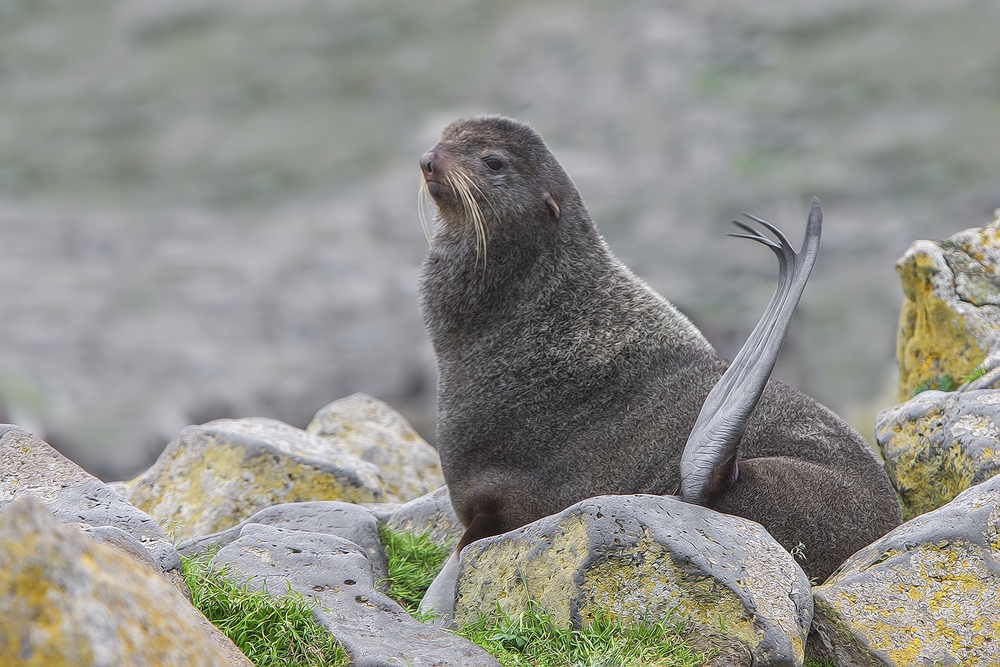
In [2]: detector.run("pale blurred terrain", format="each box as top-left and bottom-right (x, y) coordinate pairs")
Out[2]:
(0, 0), (997, 479)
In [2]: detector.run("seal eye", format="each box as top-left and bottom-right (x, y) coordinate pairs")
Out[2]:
(483, 156), (503, 172)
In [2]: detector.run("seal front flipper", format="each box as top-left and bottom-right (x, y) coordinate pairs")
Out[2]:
(418, 550), (460, 624)
(678, 197), (822, 505)
(417, 510), (504, 623)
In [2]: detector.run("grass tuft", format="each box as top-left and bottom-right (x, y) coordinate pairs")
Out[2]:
(377, 526), (823, 666)
(377, 524), (453, 614)
(911, 367), (990, 396)
(456, 599), (712, 667)
(182, 550), (348, 667)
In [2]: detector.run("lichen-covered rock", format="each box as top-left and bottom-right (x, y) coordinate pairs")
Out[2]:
(212, 523), (499, 667)
(381, 485), (463, 546)
(308, 393), (444, 501)
(454, 494), (812, 667)
(0, 426), (185, 594)
(811, 473), (1000, 666)
(0, 496), (234, 667)
(177, 500), (388, 582)
(118, 417), (394, 541)
(876, 388), (1000, 518)
(895, 212), (1000, 401)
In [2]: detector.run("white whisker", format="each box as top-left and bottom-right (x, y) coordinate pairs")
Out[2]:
(448, 170), (489, 274)
(417, 178), (433, 248)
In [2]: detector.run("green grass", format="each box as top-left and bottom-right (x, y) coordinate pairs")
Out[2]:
(376, 527), (714, 666)
(377, 524), (453, 614)
(184, 527), (822, 667)
(456, 599), (712, 667)
(963, 366), (988, 384)
(181, 550), (349, 667)
(914, 373), (959, 395)
(912, 366), (989, 396)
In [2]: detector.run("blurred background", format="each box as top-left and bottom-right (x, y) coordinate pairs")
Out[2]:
(1, 0), (998, 480)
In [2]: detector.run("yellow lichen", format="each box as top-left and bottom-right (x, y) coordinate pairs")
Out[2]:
(814, 541), (1000, 666)
(1, 499), (232, 666)
(454, 513), (589, 625)
(125, 432), (386, 540)
(578, 536), (762, 649)
(896, 250), (987, 401)
(455, 515), (766, 656)
(987, 505), (1000, 552)
(0, 531), (92, 666)
(881, 419), (979, 519)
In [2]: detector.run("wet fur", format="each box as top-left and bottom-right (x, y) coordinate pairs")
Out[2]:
(418, 115), (900, 582)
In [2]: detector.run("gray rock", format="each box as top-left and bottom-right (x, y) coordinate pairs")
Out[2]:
(956, 350), (1000, 392)
(895, 213), (1000, 400)
(454, 494), (812, 667)
(812, 473), (1000, 666)
(0, 496), (236, 666)
(308, 393), (445, 501)
(117, 417), (395, 541)
(383, 485), (462, 546)
(0, 426), (185, 594)
(211, 523), (500, 667)
(82, 524), (161, 572)
(0, 425), (94, 501)
(877, 388), (1000, 518)
(105, 479), (130, 496)
(178, 500), (388, 583)
(363, 501), (402, 523)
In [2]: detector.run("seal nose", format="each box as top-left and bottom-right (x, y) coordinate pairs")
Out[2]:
(420, 150), (436, 175)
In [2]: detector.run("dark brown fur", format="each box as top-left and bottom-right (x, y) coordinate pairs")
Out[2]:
(418, 115), (900, 582)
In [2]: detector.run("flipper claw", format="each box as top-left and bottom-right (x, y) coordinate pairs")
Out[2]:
(726, 232), (781, 251)
(740, 212), (793, 249)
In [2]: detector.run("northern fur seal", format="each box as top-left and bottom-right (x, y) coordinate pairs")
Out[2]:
(416, 115), (900, 611)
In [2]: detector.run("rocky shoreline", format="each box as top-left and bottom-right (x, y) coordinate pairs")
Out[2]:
(5, 220), (1000, 665)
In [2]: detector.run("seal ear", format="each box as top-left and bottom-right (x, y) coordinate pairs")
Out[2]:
(543, 190), (561, 220)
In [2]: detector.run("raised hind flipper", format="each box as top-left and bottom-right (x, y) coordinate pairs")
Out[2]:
(678, 197), (822, 505)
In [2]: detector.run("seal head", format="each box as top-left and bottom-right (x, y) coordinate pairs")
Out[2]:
(419, 116), (569, 274)
(420, 116), (564, 227)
